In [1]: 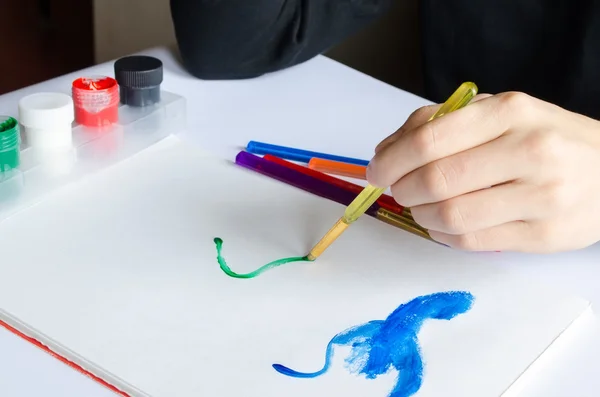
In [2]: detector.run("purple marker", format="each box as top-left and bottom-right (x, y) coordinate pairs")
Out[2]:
(235, 151), (437, 244)
(235, 151), (380, 218)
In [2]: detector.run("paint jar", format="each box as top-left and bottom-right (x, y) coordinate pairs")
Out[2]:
(19, 92), (74, 153)
(114, 55), (163, 107)
(0, 116), (20, 177)
(18, 92), (75, 176)
(72, 76), (119, 127)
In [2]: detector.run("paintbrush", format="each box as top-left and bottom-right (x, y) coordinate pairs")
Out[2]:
(305, 82), (478, 260)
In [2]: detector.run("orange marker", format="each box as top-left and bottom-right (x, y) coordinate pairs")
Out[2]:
(308, 158), (367, 180)
(264, 154), (409, 217)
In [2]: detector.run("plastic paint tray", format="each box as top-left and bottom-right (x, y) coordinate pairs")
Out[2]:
(0, 90), (186, 223)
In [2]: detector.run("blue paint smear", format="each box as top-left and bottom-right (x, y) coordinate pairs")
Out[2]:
(273, 291), (474, 397)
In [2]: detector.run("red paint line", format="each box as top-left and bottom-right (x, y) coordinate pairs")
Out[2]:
(0, 319), (130, 397)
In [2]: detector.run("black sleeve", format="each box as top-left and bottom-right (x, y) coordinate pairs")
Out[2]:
(169, 0), (393, 79)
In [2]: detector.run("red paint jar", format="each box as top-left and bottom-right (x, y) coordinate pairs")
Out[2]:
(72, 76), (119, 127)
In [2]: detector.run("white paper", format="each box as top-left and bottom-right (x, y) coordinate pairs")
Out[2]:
(0, 137), (590, 397)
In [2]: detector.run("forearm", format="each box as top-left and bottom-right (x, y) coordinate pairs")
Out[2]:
(170, 0), (392, 79)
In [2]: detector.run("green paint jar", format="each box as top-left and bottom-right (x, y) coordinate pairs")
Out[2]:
(0, 116), (20, 175)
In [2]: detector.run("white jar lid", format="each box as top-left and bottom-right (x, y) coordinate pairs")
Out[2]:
(18, 93), (74, 129)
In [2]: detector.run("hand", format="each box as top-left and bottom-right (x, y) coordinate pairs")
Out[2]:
(366, 92), (600, 253)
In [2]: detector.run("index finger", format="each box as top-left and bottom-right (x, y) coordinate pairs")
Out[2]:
(374, 93), (492, 154)
(374, 104), (441, 154)
(366, 92), (533, 188)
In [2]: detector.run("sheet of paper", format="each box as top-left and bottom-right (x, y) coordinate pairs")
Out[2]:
(0, 137), (590, 397)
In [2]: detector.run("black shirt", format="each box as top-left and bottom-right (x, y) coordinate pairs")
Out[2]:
(170, 0), (599, 119)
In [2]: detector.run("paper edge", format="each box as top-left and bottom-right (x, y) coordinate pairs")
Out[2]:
(500, 301), (594, 397)
(0, 138), (206, 397)
(0, 308), (152, 397)
(2, 303), (592, 397)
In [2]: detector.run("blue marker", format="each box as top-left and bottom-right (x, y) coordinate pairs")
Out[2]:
(246, 141), (369, 166)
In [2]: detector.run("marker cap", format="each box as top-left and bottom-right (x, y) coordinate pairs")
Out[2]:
(114, 55), (163, 107)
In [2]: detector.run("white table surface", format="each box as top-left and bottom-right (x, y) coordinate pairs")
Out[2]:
(1, 47), (599, 397)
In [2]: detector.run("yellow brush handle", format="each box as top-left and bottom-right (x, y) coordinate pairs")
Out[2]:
(342, 82), (478, 224)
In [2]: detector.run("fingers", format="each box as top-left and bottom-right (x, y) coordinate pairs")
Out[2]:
(390, 135), (520, 206)
(374, 104), (441, 154)
(373, 94), (492, 155)
(428, 220), (535, 252)
(409, 182), (543, 235)
(367, 92), (537, 188)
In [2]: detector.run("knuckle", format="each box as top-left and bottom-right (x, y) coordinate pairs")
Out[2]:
(411, 123), (439, 159)
(497, 91), (534, 118)
(542, 182), (573, 212)
(522, 130), (562, 164)
(535, 222), (561, 244)
(437, 201), (467, 234)
(421, 162), (451, 201)
(452, 233), (481, 251)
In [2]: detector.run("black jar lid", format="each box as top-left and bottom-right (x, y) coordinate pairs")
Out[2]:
(114, 55), (163, 89)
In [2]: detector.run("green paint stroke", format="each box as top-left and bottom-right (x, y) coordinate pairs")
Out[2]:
(214, 237), (314, 279)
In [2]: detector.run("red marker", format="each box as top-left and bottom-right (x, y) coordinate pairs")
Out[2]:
(263, 154), (409, 217)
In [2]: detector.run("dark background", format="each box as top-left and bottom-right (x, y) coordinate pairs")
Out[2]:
(0, 1), (423, 98)
(0, 0), (94, 94)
